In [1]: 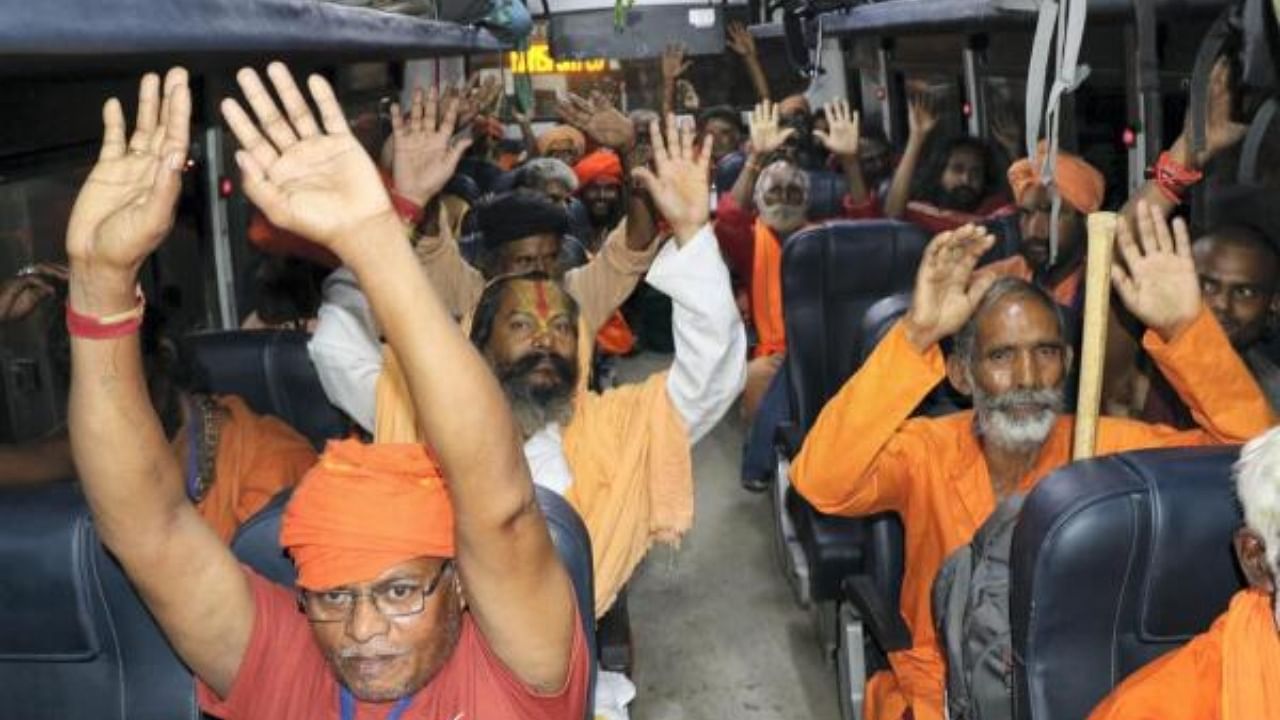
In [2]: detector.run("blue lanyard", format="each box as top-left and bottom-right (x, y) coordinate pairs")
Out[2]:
(339, 687), (413, 720)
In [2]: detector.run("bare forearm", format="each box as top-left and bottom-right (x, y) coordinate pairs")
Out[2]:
(839, 154), (869, 205)
(341, 213), (531, 523)
(730, 152), (762, 210)
(884, 137), (925, 218)
(67, 275), (186, 547)
(742, 56), (771, 102)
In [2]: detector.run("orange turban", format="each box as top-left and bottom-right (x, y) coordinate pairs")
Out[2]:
(1007, 141), (1106, 214)
(280, 439), (455, 590)
(573, 149), (623, 188)
(536, 125), (586, 156)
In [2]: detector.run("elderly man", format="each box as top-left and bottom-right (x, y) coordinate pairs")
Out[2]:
(791, 207), (1274, 720)
(986, 143), (1107, 307)
(67, 64), (587, 719)
(715, 99), (866, 489)
(1088, 425), (1280, 720)
(372, 114), (746, 616)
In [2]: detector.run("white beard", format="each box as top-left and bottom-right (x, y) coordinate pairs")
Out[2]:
(969, 374), (1064, 452)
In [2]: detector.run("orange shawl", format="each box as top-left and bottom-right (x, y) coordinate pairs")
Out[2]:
(751, 220), (786, 358)
(375, 323), (692, 617)
(1088, 588), (1280, 720)
(194, 395), (318, 544)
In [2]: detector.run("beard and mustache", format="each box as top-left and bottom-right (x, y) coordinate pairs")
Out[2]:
(940, 184), (984, 213)
(969, 376), (1065, 452)
(760, 203), (807, 235)
(496, 350), (579, 437)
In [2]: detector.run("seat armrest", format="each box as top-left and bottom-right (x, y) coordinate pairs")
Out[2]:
(775, 421), (805, 461)
(842, 575), (912, 653)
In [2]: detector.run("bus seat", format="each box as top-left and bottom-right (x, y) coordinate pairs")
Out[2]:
(231, 484), (599, 719)
(0, 483), (198, 719)
(181, 329), (352, 451)
(1010, 445), (1244, 720)
(714, 151), (746, 195)
(444, 173), (483, 206)
(772, 220), (928, 719)
(806, 170), (850, 221)
(980, 211), (1022, 266)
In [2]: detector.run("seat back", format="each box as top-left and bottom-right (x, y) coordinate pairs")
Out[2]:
(1011, 445), (1245, 720)
(0, 483), (198, 719)
(806, 170), (851, 221)
(180, 329), (351, 450)
(231, 485), (598, 713)
(782, 219), (931, 434)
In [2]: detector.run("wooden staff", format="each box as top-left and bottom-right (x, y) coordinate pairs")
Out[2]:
(1072, 211), (1118, 461)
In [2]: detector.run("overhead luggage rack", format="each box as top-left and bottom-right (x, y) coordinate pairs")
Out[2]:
(819, 0), (1231, 37)
(0, 0), (505, 74)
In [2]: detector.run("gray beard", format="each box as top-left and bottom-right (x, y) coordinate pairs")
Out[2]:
(504, 384), (576, 438)
(760, 205), (806, 235)
(969, 374), (1064, 453)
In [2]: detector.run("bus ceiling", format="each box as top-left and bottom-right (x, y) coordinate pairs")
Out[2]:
(0, 0), (507, 77)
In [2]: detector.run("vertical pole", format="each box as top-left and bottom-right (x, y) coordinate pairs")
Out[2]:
(204, 126), (237, 330)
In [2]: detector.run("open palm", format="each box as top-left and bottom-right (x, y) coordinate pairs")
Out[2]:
(221, 63), (394, 254)
(815, 99), (860, 157)
(391, 87), (472, 206)
(749, 100), (795, 156)
(632, 115), (711, 244)
(905, 225), (997, 347)
(67, 69), (191, 275)
(1111, 203), (1202, 340)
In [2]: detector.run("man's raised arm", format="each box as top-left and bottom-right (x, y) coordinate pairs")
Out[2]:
(631, 116), (747, 443)
(791, 226), (997, 515)
(222, 62), (576, 691)
(66, 68), (253, 699)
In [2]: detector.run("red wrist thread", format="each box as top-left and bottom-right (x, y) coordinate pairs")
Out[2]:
(66, 292), (145, 340)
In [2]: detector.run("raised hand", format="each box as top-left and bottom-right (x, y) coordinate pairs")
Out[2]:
(749, 100), (796, 157)
(1111, 201), (1202, 341)
(990, 102), (1022, 157)
(1191, 57), (1247, 167)
(662, 44), (692, 81)
(814, 99), (860, 158)
(390, 86), (473, 206)
(907, 91), (939, 142)
(0, 263), (68, 322)
(632, 114), (712, 245)
(449, 74), (502, 130)
(556, 91), (635, 150)
(67, 68), (191, 311)
(726, 22), (757, 57)
(221, 62), (394, 258)
(902, 225), (998, 350)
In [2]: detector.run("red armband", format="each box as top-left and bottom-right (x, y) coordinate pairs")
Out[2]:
(66, 291), (145, 340)
(389, 189), (426, 228)
(1150, 151), (1204, 204)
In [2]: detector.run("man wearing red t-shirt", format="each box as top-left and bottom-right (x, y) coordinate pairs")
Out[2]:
(65, 64), (588, 720)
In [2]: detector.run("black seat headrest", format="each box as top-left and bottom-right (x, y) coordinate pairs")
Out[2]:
(782, 219), (930, 433)
(805, 170), (851, 221)
(1011, 445), (1245, 720)
(180, 330), (351, 450)
(0, 483), (198, 718)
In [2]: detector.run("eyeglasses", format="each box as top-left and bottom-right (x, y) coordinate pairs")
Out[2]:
(298, 560), (454, 623)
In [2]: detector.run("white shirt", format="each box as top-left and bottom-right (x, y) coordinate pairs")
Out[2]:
(308, 224), (747, 493)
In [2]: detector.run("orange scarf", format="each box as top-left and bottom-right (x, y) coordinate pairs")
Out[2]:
(193, 395), (317, 544)
(751, 220), (786, 358)
(1221, 588), (1280, 720)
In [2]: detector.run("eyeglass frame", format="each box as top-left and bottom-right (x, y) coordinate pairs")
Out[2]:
(297, 559), (455, 623)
